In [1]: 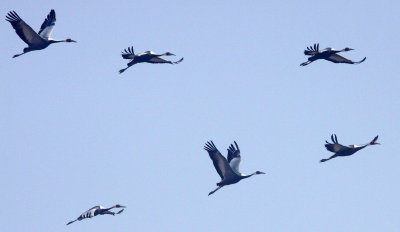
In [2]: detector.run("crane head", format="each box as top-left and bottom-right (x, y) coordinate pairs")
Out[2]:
(344, 47), (354, 51)
(165, 52), (175, 56)
(115, 204), (126, 208)
(255, 171), (265, 175)
(66, 38), (77, 43)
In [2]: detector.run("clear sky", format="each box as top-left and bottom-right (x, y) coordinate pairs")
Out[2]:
(2, 1), (400, 231)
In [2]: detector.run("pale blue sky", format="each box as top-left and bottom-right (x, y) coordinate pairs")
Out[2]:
(2, 1), (400, 231)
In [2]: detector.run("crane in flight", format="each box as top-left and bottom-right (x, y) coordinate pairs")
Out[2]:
(6, 9), (76, 58)
(119, 46), (183, 74)
(300, 43), (366, 66)
(67, 204), (126, 225)
(321, 134), (380, 162)
(204, 141), (265, 196)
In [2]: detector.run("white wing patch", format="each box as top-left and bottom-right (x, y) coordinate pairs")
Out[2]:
(39, 24), (55, 39)
(229, 157), (241, 175)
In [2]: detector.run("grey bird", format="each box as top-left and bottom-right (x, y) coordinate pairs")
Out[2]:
(67, 204), (126, 225)
(119, 46), (184, 73)
(204, 141), (265, 196)
(300, 43), (366, 66)
(6, 9), (76, 58)
(321, 134), (379, 162)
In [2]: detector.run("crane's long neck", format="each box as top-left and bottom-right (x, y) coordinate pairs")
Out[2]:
(49, 39), (67, 44)
(104, 205), (117, 211)
(240, 172), (260, 180)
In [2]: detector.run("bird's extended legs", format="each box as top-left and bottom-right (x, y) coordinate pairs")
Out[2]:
(66, 219), (78, 225)
(208, 186), (223, 196)
(320, 154), (337, 163)
(300, 61), (312, 66)
(12, 52), (27, 58)
(119, 67), (129, 74)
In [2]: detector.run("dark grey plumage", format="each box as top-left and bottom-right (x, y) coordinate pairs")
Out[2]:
(300, 43), (366, 66)
(119, 46), (184, 74)
(6, 10), (76, 58)
(320, 134), (379, 162)
(204, 141), (265, 196)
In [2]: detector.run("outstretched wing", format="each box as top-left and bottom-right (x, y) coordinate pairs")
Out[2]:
(80, 206), (100, 218)
(326, 54), (361, 64)
(304, 43), (319, 56)
(147, 57), (173, 64)
(325, 143), (349, 152)
(6, 11), (43, 46)
(204, 141), (234, 179)
(121, 46), (135, 59)
(325, 134), (349, 153)
(227, 141), (241, 175)
(38, 9), (56, 39)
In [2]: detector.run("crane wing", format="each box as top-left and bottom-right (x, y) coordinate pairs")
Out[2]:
(227, 141), (241, 175)
(80, 206), (100, 218)
(147, 57), (173, 64)
(204, 141), (234, 179)
(304, 43), (319, 56)
(325, 134), (349, 153)
(326, 54), (355, 64)
(6, 11), (44, 46)
(325, 143), (349, 153)
(121, 46), (135, 59)
(38, 9), (56, 39)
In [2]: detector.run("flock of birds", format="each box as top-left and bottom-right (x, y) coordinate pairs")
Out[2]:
(6, 9), (378, 226)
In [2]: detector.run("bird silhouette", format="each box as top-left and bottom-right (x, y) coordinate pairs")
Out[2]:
(67, 204), (126, 225)
(300, 43), (366, 66)
(6, 10), (76, 58)
(119, 46), (184, 73)
(321, 134), (379, 162)
(204, 141), (265, 196)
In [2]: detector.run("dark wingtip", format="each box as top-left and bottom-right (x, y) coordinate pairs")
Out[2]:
(116, 209), (125, 214)
(370, 135), (379, 144)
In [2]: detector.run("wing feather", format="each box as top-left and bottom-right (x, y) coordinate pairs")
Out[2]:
(147, 57), (173, 64)
(121, 46), (135, 59)
(227, 141), (241, 174)
(80, 206), (100, 218)
(6, 11), (44, 46)
(326, 54), (355, 63)
(38, 9), (56, 39)
(204, 141), (234, 179)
